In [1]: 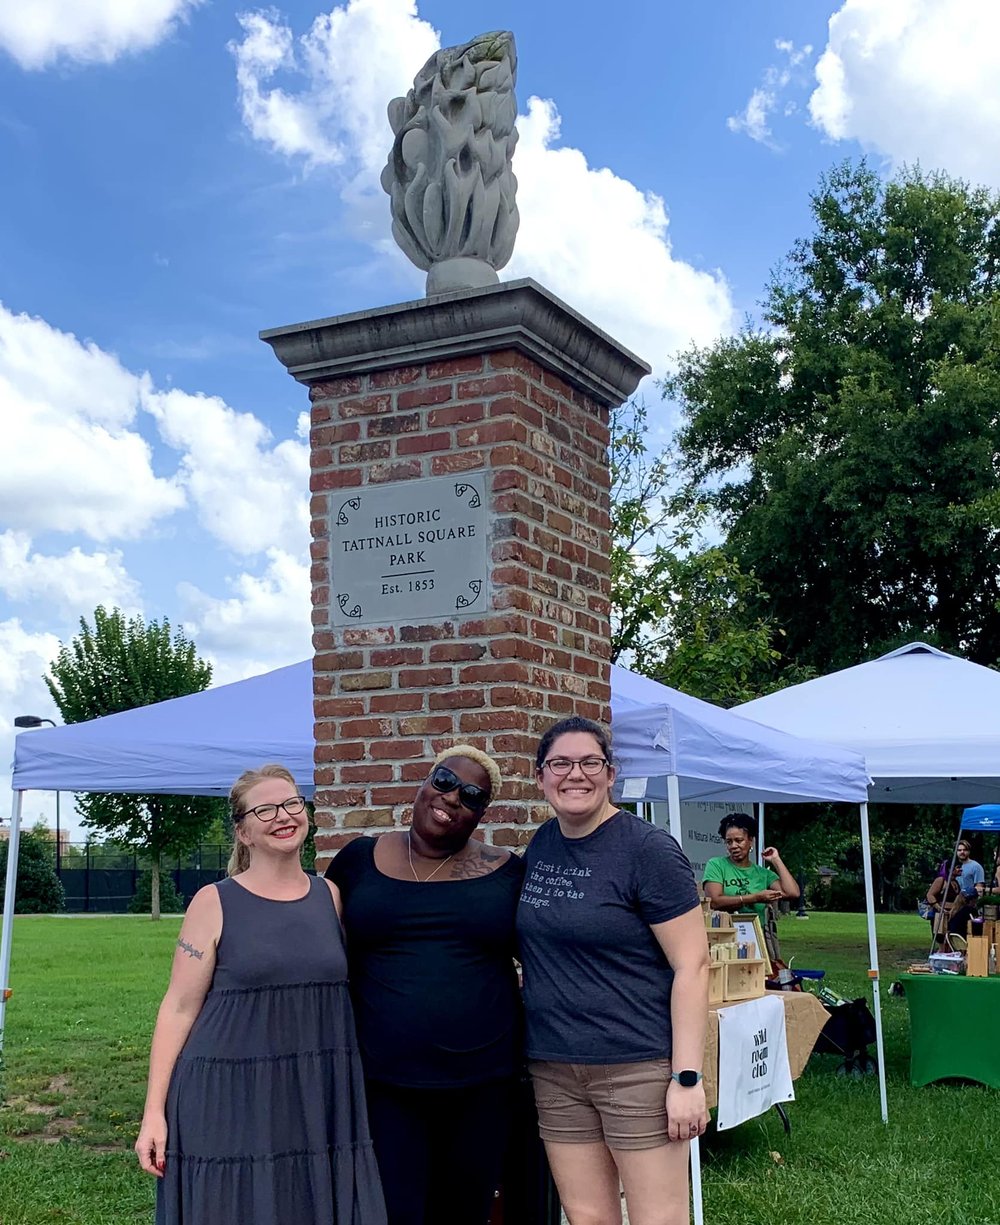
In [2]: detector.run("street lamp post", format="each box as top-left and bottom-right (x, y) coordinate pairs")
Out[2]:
(13, 716), (60, 876)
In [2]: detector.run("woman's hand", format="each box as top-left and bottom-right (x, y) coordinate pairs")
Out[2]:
(135, 1112), (167, 1177)
(759, 887), (784, 904)
(761, 846), (783, 866)
(666, 1079), (709, 1142)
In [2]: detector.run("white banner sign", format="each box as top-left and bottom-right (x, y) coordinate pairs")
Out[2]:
(716, 995), (794, 1131)
(650, 800), (730, 875)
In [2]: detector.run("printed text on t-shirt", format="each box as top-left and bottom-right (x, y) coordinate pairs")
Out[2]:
(520, 860), (591, 908)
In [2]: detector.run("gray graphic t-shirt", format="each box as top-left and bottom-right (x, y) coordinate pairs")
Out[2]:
(516, 811), (700, 1063)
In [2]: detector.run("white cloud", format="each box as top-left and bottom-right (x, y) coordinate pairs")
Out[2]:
(0, 531), (143, 619)
(232, 2), (735, 371)
(230, 0), (439, 171)
(179, 549), (311, 682)
(728, 40), (813, 150)
(809, 0), (1000, 187)
(0, 305), (185, 541)
(0, 617), (60, 792)
(142, 387), (309, 557)
(0, 0), (202, 71)
(507, 98), (734, 369)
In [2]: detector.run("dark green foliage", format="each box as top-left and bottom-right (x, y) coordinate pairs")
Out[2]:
(610, 399), (805, 703)
(0, 825), (64, 914)
(668, 161), (1000, 672)
(128, 872), (185, 915)
(44, 607), (221, 918)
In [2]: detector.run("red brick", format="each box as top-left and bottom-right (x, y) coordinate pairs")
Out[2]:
(312, 468), (363, 492)
(427, 355), (483, 379)
(459, 710), (531, 732)
(312, 422), (361, 445)
(368, 413), (422, 436)
(344, 808), (394, 828)
(429, 689), (486, 710)
(315, 650), (364, 670)
(340, 671), (392, 691)
(399, 716), (454, 735)
(341, 717), (394, 738)
(339, 393), (393, 417)
(460, 662), (530, 685)
(456, 420), (529, 447)
(343, 627), (395, 645)
(489, 396), (544, 428)
(399, 667), (453, 687)
(371, 693), (425, 712)
(314, 697), (366, 718)
(427, 403), (485, 428)
(431, 451), (485, 475)
(487, 349), (540, 376)
(339, 441), (392, 463)
(371, 739), (425, 759)
(370, 647), (425, 666)
(396, 432), (453, 455)
(369, 460), (424, 483)
(314, 832), (363, 852)
(370, 365), (422, 388)
(372, 785), (420, 805)
(429, 643), (487, 662)
(341, 764), (394, 782)
(573, 655), (600, 677)
(309, 376), (364, 400)
(490, 637), (544, 663)
(457, 373), (529, 400)
(315, 740), (366, 762)
(398, 384), (453, 410)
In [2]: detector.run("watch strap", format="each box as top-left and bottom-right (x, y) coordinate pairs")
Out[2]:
(671, 1070), (704, 1087)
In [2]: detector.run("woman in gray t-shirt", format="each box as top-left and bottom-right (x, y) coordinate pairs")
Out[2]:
(517, 716), (709, 1225)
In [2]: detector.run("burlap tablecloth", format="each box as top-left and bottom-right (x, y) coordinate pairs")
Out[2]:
(703, 990), (829, 1109)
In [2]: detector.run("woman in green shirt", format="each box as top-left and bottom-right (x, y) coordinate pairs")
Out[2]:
(702, 812), (800, 921)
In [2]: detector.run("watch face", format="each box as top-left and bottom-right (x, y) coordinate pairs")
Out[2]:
(674, 1070), (702, 1088)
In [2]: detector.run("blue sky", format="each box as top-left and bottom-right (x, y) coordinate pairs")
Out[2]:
(1, 0), (997, 834)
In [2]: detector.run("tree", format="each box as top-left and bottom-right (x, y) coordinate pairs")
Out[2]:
(610, 399), (805, 703)
(668, 161), (1000, 674)
(0, 823), (64, 913)
(44, 607), (222, 920)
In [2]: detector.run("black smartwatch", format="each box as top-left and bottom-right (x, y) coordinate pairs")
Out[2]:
(671, 1070), (703, 1088)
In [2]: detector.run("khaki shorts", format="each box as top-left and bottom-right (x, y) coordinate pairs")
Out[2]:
(529, 1058), (673, 1151)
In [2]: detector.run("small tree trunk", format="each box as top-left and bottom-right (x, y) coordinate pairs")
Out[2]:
(151, 851), (161, 922)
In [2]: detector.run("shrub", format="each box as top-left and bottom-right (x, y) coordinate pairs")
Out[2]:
(129, 871), (186, 915)
(0, 828), (64, 913)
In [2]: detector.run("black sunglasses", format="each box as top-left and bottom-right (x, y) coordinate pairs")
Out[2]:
(429, 765), (490, 813)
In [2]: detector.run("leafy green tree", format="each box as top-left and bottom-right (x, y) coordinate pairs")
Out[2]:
(44, 607), (221, 920)
(129, 871), (186, 915)
(0, 824), (64, 914)
(610, 399), (805, 703)
(668, 161), (1000, 673)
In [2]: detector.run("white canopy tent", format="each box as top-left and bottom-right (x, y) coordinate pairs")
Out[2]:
(735, 642), (1000, 805)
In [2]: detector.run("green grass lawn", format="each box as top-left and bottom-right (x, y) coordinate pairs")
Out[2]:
(1, 912), (998, 1224)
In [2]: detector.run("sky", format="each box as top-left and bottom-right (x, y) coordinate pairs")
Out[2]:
(2, 0), (999, 836)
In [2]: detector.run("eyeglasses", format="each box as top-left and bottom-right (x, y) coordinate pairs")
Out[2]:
(541, 756), (609, 776)
(429, 765), (490, 813)
(241, 796), (307, 823)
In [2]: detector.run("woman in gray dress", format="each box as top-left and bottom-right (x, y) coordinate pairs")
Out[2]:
(135, 763), (385, 1224)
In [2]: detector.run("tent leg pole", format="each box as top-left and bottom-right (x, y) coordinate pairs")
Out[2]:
(758, 802), (766, 866)
(859, 802), (889, 1123)
(666, 775), (682, 842)
(0, 790), (25, 1054)
(690, 1135), (704, 1225)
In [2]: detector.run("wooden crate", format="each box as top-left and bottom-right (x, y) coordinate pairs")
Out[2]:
(723, 959), (766, 1001)
(708, 962), (725, 1005)
(706, 911), (734, 930)
(967, 934), (989, 978)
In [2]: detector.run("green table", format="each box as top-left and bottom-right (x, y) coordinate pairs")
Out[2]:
(902, 973), (1000, 1087)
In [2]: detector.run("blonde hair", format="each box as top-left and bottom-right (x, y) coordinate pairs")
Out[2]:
(227, 763), (300, 877)
(432, 744), (502, 798)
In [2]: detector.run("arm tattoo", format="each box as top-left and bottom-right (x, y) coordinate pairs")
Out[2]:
(177, 938), (204, 960)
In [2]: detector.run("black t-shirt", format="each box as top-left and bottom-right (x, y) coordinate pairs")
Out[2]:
(516, 811), (699, 1063)
(326, 836), (525, 1088)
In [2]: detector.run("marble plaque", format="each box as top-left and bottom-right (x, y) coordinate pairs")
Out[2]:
(330, 473), (488, 626)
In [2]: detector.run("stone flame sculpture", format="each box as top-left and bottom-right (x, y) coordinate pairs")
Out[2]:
(381, 30), (519, 295)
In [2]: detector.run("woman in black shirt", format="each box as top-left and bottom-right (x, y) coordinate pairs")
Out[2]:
(326, 744), (524, 1225)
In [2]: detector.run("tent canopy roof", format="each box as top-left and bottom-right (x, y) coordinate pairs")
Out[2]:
(961, 806), (1000, 831)
(735, 642), (1000, 804)
(11, 660), (868, 806)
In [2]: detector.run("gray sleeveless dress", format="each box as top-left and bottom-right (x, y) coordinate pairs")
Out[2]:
(156, 876), (386, 1225)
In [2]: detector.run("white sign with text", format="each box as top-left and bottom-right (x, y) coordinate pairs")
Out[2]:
(716, 994), (794, 1131)
(649, 800), (730, 876)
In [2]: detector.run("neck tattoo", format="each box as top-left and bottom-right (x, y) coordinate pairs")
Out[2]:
(407, 832), (454, 882)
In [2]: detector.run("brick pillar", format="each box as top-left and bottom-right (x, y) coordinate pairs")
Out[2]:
(262, 278), (648, 870)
